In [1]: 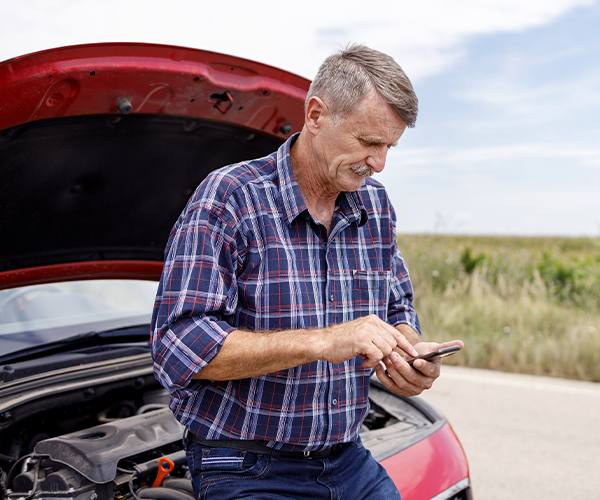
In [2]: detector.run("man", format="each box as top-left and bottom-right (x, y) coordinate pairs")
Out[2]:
(151, 44), (462, 499)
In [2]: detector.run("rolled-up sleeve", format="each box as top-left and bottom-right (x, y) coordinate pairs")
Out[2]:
(150, 185), (241, 391)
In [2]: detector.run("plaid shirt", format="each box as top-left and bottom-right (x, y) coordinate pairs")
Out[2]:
(151, 134), (420, 451)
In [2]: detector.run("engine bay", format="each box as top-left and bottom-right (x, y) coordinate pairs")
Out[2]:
(0, 356), (410, 500)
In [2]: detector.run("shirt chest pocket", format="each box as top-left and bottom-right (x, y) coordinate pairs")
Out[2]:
(338, 269), (390, 320)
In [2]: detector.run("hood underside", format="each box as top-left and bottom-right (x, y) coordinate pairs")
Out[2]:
(0, 43), (309, 289)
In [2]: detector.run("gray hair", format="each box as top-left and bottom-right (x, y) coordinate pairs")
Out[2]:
(306, 44), (418, 128)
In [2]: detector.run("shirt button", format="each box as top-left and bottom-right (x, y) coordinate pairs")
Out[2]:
(332, 399), (338, 406)
(330, 295), (334, 301)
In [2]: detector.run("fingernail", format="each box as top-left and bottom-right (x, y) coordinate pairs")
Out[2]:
(389, 352), (399, 362)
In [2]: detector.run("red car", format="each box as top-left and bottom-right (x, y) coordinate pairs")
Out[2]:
(0, 43), (471, 500)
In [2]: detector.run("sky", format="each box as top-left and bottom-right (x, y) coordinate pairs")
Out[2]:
(1, 0), (599, 237)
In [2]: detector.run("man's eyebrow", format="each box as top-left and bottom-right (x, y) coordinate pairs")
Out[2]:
(360, 137), (384, 145)
(359, 136), (399, 148)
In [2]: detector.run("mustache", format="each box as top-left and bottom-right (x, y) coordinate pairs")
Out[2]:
(351, 165), (374, 178)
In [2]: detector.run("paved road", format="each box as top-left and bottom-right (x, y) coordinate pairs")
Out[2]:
(419, 366), (600, 499)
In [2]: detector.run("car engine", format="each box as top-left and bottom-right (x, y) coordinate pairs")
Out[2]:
(0, 376), (400, 500)
(2, 403), (195, 500)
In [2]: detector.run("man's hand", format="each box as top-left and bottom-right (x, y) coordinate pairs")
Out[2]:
(374, 339), (464, 397)
(320, 315), (419, 367)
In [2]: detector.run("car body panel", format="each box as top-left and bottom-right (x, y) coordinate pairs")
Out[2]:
(381, 423), (470, 500)
(0, 260), (162, 289)
(0, 42), (309, 136)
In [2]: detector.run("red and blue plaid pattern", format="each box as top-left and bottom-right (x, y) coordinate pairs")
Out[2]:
(151, 134), (420, 451)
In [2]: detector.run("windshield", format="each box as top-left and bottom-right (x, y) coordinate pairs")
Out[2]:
(0, 280), (158, 356)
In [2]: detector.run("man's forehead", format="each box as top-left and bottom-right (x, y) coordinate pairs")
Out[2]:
(351, 93), (405, 125)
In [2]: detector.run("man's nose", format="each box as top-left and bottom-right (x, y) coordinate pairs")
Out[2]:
(366, 147), (388, 173)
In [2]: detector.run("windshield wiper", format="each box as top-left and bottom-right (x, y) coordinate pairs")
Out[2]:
(0, 325), (150, 365)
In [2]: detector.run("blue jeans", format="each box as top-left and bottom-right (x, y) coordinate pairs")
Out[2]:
(184, 439), (401, 500)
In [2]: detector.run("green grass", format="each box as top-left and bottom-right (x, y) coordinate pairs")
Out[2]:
(398, 234), (600, 382)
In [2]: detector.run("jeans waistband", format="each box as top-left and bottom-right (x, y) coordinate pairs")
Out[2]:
(184, 430), (342, 460)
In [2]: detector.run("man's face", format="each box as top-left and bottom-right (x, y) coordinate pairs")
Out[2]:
(314, 91), (407, 194)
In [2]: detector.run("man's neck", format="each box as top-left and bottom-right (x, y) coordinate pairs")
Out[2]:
(290, 132), (338, 231)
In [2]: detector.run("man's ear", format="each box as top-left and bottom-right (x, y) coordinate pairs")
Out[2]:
(305, 96), (328, 135)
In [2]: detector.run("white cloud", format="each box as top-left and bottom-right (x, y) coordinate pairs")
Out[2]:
(380, 141), (600, 236)
(1, 0), (597, 80)
(391, 180), (600, 236)
(452, 62), (600, 125)
(310, 0), (598, 78)
(385, 143), (600, 173)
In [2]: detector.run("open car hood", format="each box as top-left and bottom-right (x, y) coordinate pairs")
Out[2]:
(0, 43), (309, 289)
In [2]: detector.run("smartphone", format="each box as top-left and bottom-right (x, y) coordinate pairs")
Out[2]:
(407, 345), (462, 366)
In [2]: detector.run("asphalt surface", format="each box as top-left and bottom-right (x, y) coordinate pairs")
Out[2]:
(419, 365), (600, 499)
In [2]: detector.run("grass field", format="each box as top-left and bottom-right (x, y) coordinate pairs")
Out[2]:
(398, 234), (600, 382)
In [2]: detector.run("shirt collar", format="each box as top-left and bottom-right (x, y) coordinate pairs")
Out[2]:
(276, 133), (368, 227)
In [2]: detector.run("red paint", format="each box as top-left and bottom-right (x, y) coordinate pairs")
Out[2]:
(0, 260), (163, 290)
(381, 423), (470, 500)
(0, 42), (310, 140)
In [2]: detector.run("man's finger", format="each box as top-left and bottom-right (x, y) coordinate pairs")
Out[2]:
(411, 357), (442, 377)
(392, 329), (419, 358)
(375, 360), (421, 397)
(387, 351), (436, 388)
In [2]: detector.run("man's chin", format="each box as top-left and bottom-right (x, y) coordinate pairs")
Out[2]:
(343, 174), (367, 192)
